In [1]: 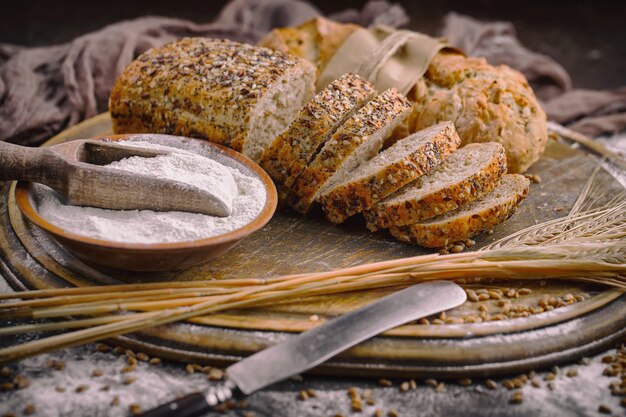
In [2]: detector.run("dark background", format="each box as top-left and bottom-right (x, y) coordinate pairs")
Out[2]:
(1, 0), (625, 90)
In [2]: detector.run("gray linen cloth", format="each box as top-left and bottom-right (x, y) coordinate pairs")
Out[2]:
(0, 0), (623, 146)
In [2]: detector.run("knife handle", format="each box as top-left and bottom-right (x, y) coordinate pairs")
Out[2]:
(137, 379), (239, 417)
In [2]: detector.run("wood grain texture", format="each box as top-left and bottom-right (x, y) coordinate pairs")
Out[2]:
(1, 113), (625, 377)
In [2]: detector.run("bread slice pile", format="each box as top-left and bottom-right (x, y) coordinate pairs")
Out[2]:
(259, 74), (530, 248)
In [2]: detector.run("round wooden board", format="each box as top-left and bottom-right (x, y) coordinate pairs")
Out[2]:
(2, 113), (625, 378)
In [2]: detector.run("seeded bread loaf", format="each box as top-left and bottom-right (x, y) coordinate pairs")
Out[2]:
(320, 121), (461, 224)
(389, 174), (530, 248)
(259, 17), (548, 173)
(259, 73), (376, 199)
(365, 142), (507, 231)
(109, 37), (316, 162)
(288, 88), (412, 214)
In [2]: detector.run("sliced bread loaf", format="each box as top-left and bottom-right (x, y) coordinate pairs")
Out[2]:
(288, 88), (412, 214)
(365, 142), (508, 231)
(110, 38), (316, 162)
(389, 174), (530, 248)
(319, 122), (461, 224)
(259, 73), (376, 197)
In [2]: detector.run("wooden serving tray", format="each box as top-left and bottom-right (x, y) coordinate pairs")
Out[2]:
(1, 113), (625, 378)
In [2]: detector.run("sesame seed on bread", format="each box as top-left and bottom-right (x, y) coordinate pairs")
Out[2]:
(365, 142), (508, 231)
(320, 121), (461, 224)
(259, 73), (376, 200)
(109, 37), (316, 162)
(288, 88), (412, 214)
(389, 174), (530, 248)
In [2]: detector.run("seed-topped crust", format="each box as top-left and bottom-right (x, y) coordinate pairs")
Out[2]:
(110, 37), (315, 157)
(259, 73), (376, 199)
(288, 88), (412, 214)
(390, 174), (530, 248)
(365, 142), (508, 231)
(320, 122), (461, 224)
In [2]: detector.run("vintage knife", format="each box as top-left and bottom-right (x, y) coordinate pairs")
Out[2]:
(138, 281), (466, 417)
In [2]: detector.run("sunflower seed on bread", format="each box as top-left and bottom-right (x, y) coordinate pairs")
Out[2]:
(288, 88), (412, 214)
(365, 142), (508, 231)
(259, 73), (376, 199)
(389, 174), (530, 248)
(109, 37), (316, 162)
(320, 121), (461, 224)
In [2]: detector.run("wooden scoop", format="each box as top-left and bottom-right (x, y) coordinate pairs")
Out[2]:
(0, 139), (234, 216)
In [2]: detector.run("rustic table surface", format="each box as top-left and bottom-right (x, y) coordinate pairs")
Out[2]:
(1, 2), (625, 416)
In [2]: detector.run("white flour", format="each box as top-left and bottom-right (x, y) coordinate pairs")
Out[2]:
(36, 142), (266, 244)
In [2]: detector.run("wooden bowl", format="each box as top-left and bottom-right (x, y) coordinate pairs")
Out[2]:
(14, 134), (277, 272)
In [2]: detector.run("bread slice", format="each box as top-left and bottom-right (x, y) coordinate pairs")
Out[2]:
(365, 142), (508, 231)
(109, 38), (316, 162)
(319, 122), (461, 224)
(288, 88), (412, 214)
(259, 73), (376, 198)
(389, 174), (530, 248)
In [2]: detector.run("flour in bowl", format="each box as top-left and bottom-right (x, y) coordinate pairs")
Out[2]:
(35, 142), (267, 244)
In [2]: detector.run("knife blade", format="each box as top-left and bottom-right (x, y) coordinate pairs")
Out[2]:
(138, 281), (466, 417)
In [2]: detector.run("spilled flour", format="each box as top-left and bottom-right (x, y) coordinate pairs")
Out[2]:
(35, 141), (266, 244)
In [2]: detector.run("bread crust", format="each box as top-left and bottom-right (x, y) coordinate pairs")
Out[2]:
(259, 73), (376, 200)
(389, 174), (530, 248)
(320, 122), (461, 224)
(259, 17), (359, 77)
(109, 37), (315, 156)
(410, 53), (547, 173)
(365, 142), (508, 231)
(288, 88), (412, 214)
(259, 18), (548, 173)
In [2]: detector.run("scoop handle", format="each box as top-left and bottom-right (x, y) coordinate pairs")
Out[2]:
(0, 141), (68, 192)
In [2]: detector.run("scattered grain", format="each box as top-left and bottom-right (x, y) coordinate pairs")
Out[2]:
(55, 385), (66, 392)
(298, 390), (309, 401)
(509, 391), (523, 404)
(136, 352), (149, 362)
(110, 396), (120, 406)
(23, 404), (35, 415)
(129, 403), (142, 416)
(484, 379), (497, 390)
(149, 357), (162, 366)
(566, 369), (578, 378)
(531, 379), (541, 388)
(95, 343), (110, 353)
(13, 375), (29, 389)
(458, 378), (472, 386)
(208, 368), (224, 381)
(0, 367), (10, 378)
(387, 408), (399, 417)
(436, 382), (445, 392)
(91, 369), (103, 378)
(75, 384), (89, 393)
(543, 372), (556, 381)
(424, 379), (437, 388)
(466, 289), (479, 302)
(378, 378), (393, 387)
(598, 404), (612, 414)
(502, 380), (515, 390)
